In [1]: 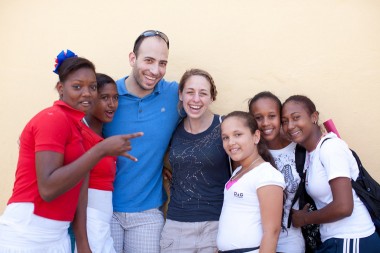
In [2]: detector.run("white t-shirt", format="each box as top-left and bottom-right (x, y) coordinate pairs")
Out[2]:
(306, 132), (375, 242)
(217, 162), (285, 251)
(270, 142), (305, 253)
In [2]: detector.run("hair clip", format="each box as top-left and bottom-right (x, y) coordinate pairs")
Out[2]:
(53, 49), (77, 74)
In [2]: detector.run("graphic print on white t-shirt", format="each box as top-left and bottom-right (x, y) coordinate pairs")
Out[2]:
(270, 142), (305, 253)
(269, 142), (301, 218)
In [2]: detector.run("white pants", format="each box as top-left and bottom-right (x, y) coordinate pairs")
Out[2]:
(75, 189), (115, 253)
(0, 203), (71, 253)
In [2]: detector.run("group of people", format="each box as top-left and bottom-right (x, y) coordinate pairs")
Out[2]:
(0, 29), (379, 253)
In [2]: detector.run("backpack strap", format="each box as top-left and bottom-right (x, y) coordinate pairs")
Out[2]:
(350, 151), (380, 230)
(287, 144), (306, 228)
(320, 137), (331, 147)
(350, 149), (369, 190)
(295, 144), (307, 177)
(318, 137), (333, 169)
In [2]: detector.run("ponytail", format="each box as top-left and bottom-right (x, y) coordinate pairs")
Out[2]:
(257, 141), (276, 169)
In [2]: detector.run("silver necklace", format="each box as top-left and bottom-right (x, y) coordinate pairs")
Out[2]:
(231, 156), (262, 181)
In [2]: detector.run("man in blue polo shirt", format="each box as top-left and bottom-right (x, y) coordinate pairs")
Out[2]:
(103, 30), (180, 253)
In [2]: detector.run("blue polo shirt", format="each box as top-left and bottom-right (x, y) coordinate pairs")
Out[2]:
(103, 76), (180, 212)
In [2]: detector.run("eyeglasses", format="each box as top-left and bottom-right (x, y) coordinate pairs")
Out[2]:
(133, 30), (170, 52)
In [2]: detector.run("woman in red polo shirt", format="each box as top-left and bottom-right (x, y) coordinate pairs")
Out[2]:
(0, 50), (142, 253)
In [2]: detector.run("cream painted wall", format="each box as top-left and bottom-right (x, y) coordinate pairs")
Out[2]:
(1, 0), (379, 212)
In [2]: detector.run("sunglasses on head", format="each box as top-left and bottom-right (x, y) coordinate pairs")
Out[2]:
(133, 30), (170, 52)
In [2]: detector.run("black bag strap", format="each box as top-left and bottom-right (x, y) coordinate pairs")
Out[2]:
(287, 144), (306, 228)
(320, 137), (330, 147)
(318, 137), (332, 169)
(350, 149), (371, 192)
(295, 144), (307, 177)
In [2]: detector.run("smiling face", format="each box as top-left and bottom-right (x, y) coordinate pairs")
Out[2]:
(221, 116), (260, 165)
(56, 67), (97, 113)
(90, 82), (119, 124)
(250, 97), (282, 144)
(179, 75), (213, 120)
(281, 101), (318, 147)
(128, 36), (169, 97)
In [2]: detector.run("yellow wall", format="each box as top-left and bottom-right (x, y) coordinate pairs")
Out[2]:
(1, 0), (380, 212)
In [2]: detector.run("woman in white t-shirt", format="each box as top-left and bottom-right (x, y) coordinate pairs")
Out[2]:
(218, 111), (285, 253)
(281, 95), (380, 253)
(249, 91), (305, 253)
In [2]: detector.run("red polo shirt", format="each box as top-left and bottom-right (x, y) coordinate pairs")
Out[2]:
(80, 125), (116, 191)
(8, 100), (85, 221)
